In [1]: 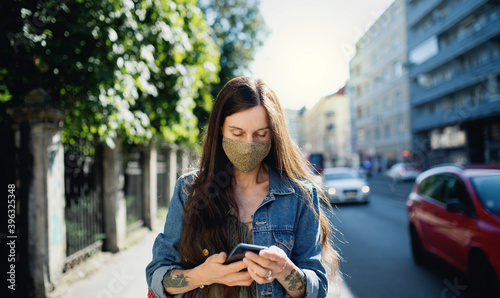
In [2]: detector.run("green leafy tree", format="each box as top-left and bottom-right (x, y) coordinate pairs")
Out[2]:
(1, 0), (219, 147)
(197, 0), (268, 126)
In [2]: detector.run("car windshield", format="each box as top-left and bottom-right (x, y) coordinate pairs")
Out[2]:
(325, 172), (357, 180)
(470, 174), (500, 216)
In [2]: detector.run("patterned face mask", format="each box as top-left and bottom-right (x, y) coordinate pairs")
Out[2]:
(222, 137), (272, 173)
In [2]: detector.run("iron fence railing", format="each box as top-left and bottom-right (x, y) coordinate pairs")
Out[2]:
(64, 139), (105, 258)
(124, 150), (143, 228)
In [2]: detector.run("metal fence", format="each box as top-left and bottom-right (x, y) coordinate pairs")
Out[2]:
(123, 149), (143, 229)
(157, 153), (168, 208)
(64, 138), (105, 259)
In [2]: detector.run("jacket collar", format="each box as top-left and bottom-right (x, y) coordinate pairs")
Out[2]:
(268, 166), (295, 195)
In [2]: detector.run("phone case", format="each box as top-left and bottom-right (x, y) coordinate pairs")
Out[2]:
(224, 243), (267, 264)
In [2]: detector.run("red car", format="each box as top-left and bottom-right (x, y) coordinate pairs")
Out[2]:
(407, 164), (500, 295)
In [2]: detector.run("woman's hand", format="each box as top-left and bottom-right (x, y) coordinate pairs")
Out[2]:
(196, 252), (253, 287)
(164, 252), (253, 295)
(243, 246), (307, 298)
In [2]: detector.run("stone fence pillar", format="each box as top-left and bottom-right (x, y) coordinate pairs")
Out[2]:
(102, 139), (126, 252)
(166, 144), (178, 202)
(7, 89), (67, 297)
(142, 140), (157, 229)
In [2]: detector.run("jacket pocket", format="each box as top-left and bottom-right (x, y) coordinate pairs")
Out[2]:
(272, 230), (295, 255)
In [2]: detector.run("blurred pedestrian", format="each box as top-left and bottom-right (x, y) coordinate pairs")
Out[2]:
(146, 77), (338, 298)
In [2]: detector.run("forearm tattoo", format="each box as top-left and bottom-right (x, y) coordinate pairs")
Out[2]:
(284, 269), (306, 291)
(162, 270), (189, 288)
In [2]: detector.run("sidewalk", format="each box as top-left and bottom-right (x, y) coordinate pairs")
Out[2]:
(51, 226), (158, 298)
(52, 226), (355, 298)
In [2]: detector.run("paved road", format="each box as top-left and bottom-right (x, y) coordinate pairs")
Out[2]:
(327, 174), (477, 298)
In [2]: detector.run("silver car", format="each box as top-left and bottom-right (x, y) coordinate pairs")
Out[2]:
(322, 167), (370, 204)
(385, 162), (421, 182)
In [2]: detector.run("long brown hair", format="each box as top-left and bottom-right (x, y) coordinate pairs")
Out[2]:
(178, 77), (339, 297)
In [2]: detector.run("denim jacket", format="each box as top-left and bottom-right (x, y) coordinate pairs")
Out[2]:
(146, 167), (328, 297)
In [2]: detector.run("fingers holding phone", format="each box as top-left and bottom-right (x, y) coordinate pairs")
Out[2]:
(198, 252), (252, 287)
(243, 245), (290, 284)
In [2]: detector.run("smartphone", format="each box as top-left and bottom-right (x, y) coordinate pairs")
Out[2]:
(224, 243), (267, 264)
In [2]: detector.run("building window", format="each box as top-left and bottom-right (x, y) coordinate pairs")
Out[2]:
(373, 100), (378, 114)
(394, 90), (401, 105)
(383, 69), (391, 83)
(433, 5), (447, 22)
(489, 3), (499, 21)
(356, 85), (363, 97)
(409, 0), (424, 9)
(430, 125), (466, 149)
(385, 123), (391, 137)
(396, 117), (403, 134)
(417, 15), (434, 34)
(357, 106), (363, 119)
(442, 97), (453, 113)
(357, 129), (365, 144)
(430, 103), (437, 115)
(456, 92), (465, 109)
(444, 68), (452, 81)
(394, 62), (403, 78)
(468, 49), (488, 68)
(417, 74), (431, 87)
(425, 103), (435, 116)
(471, 84), (486, 105)
(492, 42), (500, 59)
(439, 33), (450, 50)
(355, 64), (361, 76)
(409, 36), (439, 65)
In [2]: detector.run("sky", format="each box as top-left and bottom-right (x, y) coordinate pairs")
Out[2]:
(249, 0), (395, 110)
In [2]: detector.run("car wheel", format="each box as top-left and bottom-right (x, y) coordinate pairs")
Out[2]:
(469, 250), (500, 297)
(410, 226), (428, 266)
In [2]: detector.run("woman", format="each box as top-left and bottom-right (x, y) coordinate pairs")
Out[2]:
(146, 77), (338, 297)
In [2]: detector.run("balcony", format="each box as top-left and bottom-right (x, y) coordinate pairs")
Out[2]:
(411, 59), (500, 107)
(409, 18), (500, 76)
(407, 0), (441, 29)
(408, 0), (487, 50)
(412, 98), (500, 132)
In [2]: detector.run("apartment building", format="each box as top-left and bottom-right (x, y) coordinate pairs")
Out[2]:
(303, 86), (352, 168)
(348, 0), (411, 171)
(407, 0), (500, 166)
(284, 108), (302, 147)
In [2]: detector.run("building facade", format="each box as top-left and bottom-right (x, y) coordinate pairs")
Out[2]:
(303, 86), (352, 168)
(284, 108), (302, 147)
(348, 0), (411, 172)
(407, 0), (500, 167)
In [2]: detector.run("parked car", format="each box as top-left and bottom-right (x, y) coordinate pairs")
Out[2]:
(386, 162), (421, 182)
(322, 167), (370, 204)
(407, 164), (500, 295)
